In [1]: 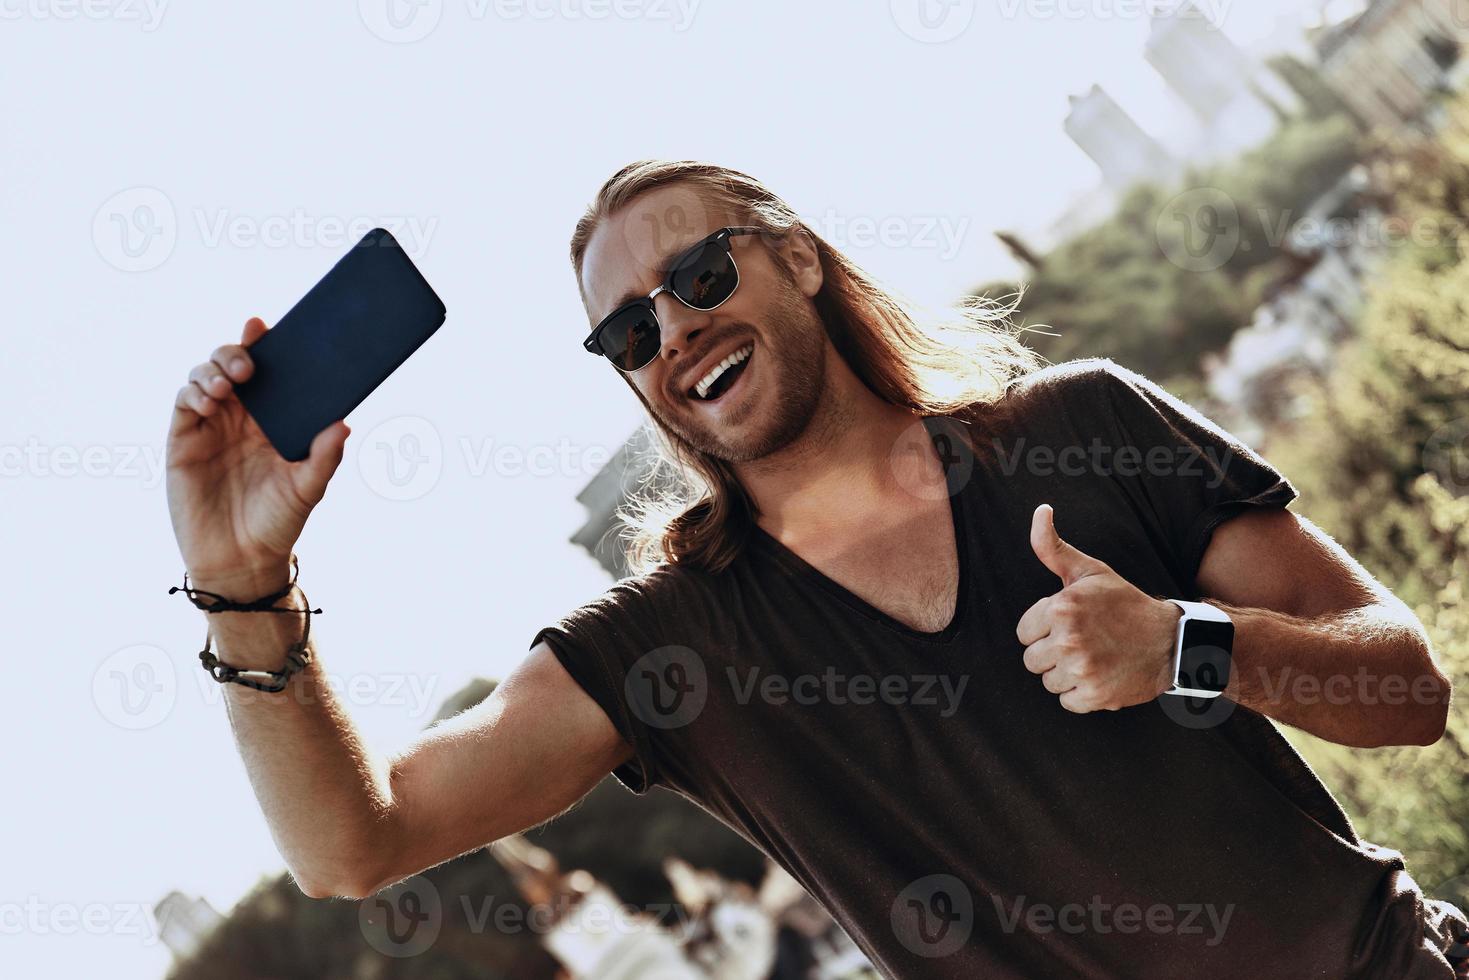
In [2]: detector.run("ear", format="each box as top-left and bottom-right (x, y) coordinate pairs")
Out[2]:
(781, 224), (824, 299)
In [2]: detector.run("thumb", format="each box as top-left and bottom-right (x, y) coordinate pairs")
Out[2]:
(292, 420), (350, 506)
(1030, 503), (1108, 587)
(242, 316), (269, 346)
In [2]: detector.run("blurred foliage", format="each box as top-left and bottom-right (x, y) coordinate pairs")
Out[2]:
(981, 112), (1362, 388)
(1263, 94), (1469, 898)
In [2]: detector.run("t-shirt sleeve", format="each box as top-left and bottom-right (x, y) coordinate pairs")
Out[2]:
(530, 575), (677, 795)
(1073, 359), (1299, 596)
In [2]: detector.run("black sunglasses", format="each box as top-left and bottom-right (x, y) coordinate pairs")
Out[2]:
(583, 226), (764, 372)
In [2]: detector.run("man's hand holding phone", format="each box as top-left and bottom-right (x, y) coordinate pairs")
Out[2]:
(165, 316), (350, 600)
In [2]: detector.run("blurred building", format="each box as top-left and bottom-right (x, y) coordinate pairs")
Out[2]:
(153, 891), (223, 963)
(570, 425), (656, 580)
(1063, 84), (1180, 192)
(1144, 1), (1294, 160)
(1205, 166), (1388, 440)
(1308, 0), (1469, 132)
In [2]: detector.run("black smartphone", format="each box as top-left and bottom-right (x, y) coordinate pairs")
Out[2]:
(234, 227), (446, 461)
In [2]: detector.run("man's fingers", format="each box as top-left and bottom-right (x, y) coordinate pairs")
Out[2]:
(1040, 665), (1078, 696)
(172, 382), (216, 424)
(292, 421), (351, 506)
(1030, 503), (1108, 587)
(188, 361), (232, 398)
(1020, 635), (1060, 676)
(210, 343), (255, 383)
(1015, 594), (1054, 647)
(242, 316), (269, 346)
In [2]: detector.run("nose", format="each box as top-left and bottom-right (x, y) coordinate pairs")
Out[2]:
(655, 291), (711, 363)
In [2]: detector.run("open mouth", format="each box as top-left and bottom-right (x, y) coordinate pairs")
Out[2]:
(689, 342), (753, 403)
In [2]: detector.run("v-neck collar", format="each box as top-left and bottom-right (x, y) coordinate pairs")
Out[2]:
(747, 416), (970, 644)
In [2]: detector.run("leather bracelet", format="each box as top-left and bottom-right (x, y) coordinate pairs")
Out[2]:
(169, 554), (322, 693)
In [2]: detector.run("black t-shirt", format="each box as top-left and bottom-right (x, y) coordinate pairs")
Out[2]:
(532, 358), (1468, 979)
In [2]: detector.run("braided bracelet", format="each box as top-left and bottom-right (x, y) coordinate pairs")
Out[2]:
(168, 555), (323, 693)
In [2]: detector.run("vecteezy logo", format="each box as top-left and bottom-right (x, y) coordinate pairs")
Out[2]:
(890, 0), (975, 43)
(1423, 417), (1469, 492)
(892, 874), (973, 958)
(1156, 679), (1237, 731)
(890, 416), (974, 501)
(357, 415), (443, 501)
(358, 0), (443, 43)
(93, 187), (177, 272)
(92, 644), (177, 730)
(359, 874), (441, 957)
(625, 645), (708, 730)
(1155, 186), (1241, 273)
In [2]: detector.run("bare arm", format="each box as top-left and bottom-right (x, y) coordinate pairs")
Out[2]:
(213, 616), (631, 899)
(1197, 508), (1452, 748)
(167, 318), (631, 901)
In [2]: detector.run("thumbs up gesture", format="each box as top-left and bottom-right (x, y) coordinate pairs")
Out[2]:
(1016, 504), (1181, 713)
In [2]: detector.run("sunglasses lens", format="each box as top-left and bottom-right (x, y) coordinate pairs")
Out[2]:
(598, 304), (661, 371)
(671, 239), (738, 309)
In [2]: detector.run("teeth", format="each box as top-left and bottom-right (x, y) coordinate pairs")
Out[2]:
(694, 343), (753, 399)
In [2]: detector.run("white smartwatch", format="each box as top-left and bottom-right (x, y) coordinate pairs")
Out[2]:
(1162, 600), (1234, 699)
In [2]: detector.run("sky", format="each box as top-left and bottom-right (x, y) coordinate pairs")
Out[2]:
(1, 1), (1316, 975)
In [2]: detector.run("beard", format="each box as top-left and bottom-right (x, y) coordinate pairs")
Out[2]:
(644, 277), (831, 465)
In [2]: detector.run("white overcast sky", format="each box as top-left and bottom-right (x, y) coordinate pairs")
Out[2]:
(2, 1), (1312, 975)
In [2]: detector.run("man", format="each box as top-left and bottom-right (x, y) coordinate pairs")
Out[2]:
(166, 160), (1467, 978)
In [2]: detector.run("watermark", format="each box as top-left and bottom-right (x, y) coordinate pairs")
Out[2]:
(889, 416), (975, 501)
(993, 0), (1232, 23)
(93, 187), (438, 272)
(358, 0), (701, 43)
(626, 645), (708, 730)
(92, 644), (177, 730)
(1424, 418), (1469, 492)
(360, 875), (442, 957)
(889, 0), (975, 43)
(1254, 665), (1448, 709)
(1156, 186), (1469, 272)
(92, 641), (442, 727)
(1155, 186), (1241, 273)
(355, 415), (619, 502)
(0, 438), (165, 488)
(990, 436), (1235, 488)
(1159, 664), (1450, 731)
(623, 646), (972, 730)
(803, 209), (971, 262)
(358, 416), (444, 502)
(93, 187), (176, 272)
(891, 874), (974, 957)
(357, 878), (702, 958)
(460, 893), (693, 938)
(0, 0), (168, 30)
(727, 666), (969, 718)
(0, 897), (162, 943)
(189, 664), (442, 719)
(992, 894), (1235, 945)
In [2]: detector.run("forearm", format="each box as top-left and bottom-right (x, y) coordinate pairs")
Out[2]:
(198, 570), (394, 899)
(1210, 598), (1451, 748)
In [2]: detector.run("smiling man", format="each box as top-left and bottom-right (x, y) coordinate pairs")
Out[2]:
(167, 160), (1467, 978)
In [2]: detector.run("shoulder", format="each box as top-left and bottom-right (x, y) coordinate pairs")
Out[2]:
(556, 561), (725, 635)
(1004, 356), (1146, 407)
(955, 356), (1147, 434)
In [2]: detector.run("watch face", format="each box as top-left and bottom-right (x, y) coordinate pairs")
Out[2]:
(1177, 619), (1233, 694)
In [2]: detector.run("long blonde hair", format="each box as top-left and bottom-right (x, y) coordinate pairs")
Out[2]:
(569, 159), (1042, 574)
